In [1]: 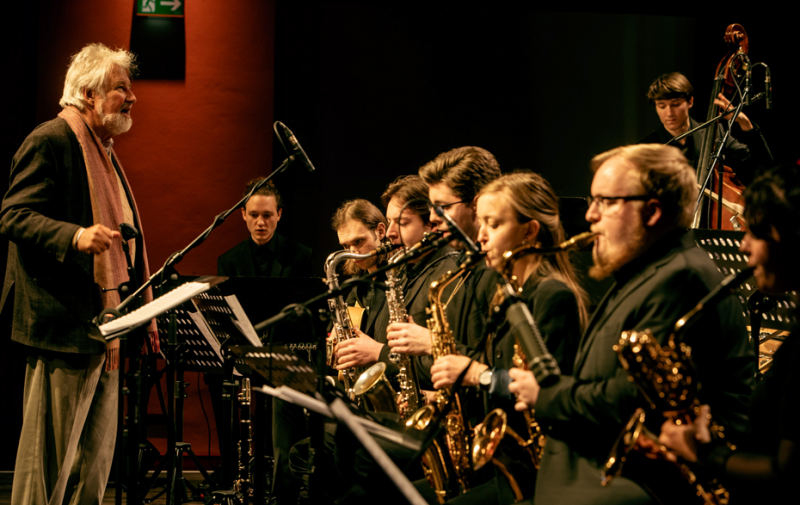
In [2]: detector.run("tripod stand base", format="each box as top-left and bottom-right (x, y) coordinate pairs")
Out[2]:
(142, 442), (216, 504)
(210, 489), (240, 505)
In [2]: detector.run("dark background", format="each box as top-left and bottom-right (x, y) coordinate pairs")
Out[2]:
(1, 1), (797, 469)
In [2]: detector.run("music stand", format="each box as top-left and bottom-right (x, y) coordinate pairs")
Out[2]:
(691, 229), (798, 374)
(216, 277), (328, 503)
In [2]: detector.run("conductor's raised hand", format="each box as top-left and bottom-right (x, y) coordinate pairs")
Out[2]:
(77, 224), (120, 254)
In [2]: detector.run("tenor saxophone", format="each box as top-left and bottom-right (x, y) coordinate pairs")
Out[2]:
(602, 267), (753, 505)
(472, 232), (597, 500)
(406, 250), (484, 504)
(325, 242), (398, 399)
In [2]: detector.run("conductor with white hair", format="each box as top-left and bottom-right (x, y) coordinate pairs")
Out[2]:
(0, 43), (158, 504)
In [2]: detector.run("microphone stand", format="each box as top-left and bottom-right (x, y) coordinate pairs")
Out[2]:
(101, 150), (308, 503)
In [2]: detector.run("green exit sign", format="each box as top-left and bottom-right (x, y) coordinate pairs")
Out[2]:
(137, 0), (184, 17)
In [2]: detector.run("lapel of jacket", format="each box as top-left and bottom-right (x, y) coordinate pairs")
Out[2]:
(403, 249), (458, 311)
(572, 253), (671, 373)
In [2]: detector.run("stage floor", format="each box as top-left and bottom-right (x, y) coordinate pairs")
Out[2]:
(0, 472), (211, 504)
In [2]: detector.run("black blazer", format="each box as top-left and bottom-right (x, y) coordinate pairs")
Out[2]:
(0, 117), (143, 355)
(217, 232), (313, 278)
(533, 229), (754, 504)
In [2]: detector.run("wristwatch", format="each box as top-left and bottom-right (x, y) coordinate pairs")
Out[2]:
(478, 368), (493, 391)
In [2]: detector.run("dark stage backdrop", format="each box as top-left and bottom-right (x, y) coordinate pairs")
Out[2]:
(270, 4), (796, 275)
(1, 1), (796, 471)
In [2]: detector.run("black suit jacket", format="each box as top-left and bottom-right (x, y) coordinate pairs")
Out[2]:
(533, 229), (754, 504)
(0, 117), (143, 355)
(217, 232), (313, 278)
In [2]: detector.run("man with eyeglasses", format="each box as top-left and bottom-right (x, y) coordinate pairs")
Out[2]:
(508, 144), (754, 504)
(387, 146), (502, 390)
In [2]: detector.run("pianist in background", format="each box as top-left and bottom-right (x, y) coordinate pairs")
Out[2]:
(217, 178), (313, 278)
(0, 43), (158, 505)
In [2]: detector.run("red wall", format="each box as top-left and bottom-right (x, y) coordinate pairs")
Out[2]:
(36, 0), (276, 276)
(27, 0), (277, 459)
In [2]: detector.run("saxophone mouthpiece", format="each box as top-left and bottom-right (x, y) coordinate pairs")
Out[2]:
(558, 231), (598, 252)
(373, 241), (402, 256)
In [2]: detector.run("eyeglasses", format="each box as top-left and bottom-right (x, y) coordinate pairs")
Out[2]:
(585, 195), (651, 213)
(436, 200), (468, 210)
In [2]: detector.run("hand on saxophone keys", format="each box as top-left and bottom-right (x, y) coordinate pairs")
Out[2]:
(658, 404), (713, 463)
(431, 355), (486, 389)
(508, 367), (540, 411)
(334, 328), (384, 369)
(387, 315), (433, 356)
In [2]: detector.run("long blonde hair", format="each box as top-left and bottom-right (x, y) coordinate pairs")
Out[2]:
(480, 171), (589, 330)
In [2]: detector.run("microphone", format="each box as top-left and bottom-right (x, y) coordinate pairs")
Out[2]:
(433, 206), (480, 254)
(765, 68), (772, 110)
(743, 56), (752, 106)
(119, 223), (139, 241)
(279, 123), (316, 172)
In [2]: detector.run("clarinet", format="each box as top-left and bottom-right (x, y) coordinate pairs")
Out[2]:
(233, 378), (252, 503)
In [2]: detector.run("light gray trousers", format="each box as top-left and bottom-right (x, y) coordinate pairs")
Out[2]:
(12, 349), (118, 505)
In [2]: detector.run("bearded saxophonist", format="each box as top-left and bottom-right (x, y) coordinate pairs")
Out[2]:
(508, 144), (754, 505)
(430, 172), (589, 503)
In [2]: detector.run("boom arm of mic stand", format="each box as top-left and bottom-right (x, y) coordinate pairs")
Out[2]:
(666, 93), (764, 146)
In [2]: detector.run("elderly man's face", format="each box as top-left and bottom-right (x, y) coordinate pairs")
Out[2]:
(585, 156), (650, 279)
(94, 64), (136, 138)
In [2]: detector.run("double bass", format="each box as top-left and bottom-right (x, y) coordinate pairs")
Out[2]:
(694, 23), (751, 231)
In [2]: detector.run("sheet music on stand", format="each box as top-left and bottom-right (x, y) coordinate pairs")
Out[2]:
(692, 229), (798, 330)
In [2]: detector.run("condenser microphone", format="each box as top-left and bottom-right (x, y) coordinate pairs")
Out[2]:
(279, 123), (316, 172)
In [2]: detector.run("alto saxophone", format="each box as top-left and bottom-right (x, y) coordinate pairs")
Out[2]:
(406, 250), (484, 504)
(472, 232), (597, 500)
(354, 231), (444, 414)
(233, 378), (253, 502)
(602, 267), (753, 505)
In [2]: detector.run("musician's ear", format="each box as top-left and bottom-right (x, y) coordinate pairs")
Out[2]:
(643, 199), (663, 228)
(524, 219), (541, 243)
(687, 96), (694, 109)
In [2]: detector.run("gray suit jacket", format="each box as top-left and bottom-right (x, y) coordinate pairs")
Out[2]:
(0, 117), (138, 355)
(533, 229), (754, 504)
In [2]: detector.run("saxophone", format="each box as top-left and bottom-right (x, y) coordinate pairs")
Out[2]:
(233, 378), (253, 503)
(406, 250), (484, 504)
(472, 232), (597, 500)
(325, 242), (398, 399)
(354, 231), (444, 414)
(602, 267), (753, 505)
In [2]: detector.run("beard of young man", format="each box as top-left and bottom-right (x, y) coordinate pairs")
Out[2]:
(589, 216), (649, 280)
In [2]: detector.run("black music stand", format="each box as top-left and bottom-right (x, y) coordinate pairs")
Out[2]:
(216, 277), (328, 504)
(158, 285), (261, 505)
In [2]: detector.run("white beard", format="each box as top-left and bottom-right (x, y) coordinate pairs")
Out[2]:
(98, 102), (132, 136)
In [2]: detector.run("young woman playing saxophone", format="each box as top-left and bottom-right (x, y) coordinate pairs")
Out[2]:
(429, 171), (589, 503)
